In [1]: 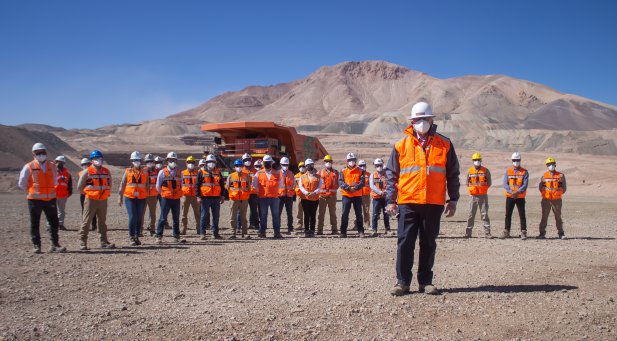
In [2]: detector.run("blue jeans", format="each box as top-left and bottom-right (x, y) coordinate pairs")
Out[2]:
(259, 197), (280, 234)
(200, 197), (220, 234)
(341, 196), (363, 234)
(157, 198), (180, 237)
(125, 197), (145, 237)
(371, 197), (390, 231)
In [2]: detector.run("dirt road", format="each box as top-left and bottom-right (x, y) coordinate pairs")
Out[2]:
(1, 193), (616, 340)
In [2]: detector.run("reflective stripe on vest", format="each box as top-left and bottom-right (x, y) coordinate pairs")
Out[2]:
(27, 161), (57, 200)
(147, 170), (159, 197)
(371, 171), (386, 199)
(228, 172), (250, 201)
(161, 168), (183, 199)
(257, 169), (281, 198)
(299, 172), (321, 201)
(541, 171), (564, 200)
(85, 166), (111, 200)
(467, 166), (489, 196)
(55, 167), (70, 198)
(182, 169), (198, 196)
(124, 167), (148, 199)
(319, 169), (339, 197)
(279, 171), (295, 197)
(200, 169), (222, 197)
(505, 167), (527, 198)
(341, 167), (363, 198)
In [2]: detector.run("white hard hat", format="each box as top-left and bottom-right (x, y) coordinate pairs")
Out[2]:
(55, 155), (66, 163)
(305, 158), (314, 165)
(280, 157), (290, 165)
(144, 153), (154, 162)
(166, 152), (178, 160)
(409, 101), (435, 120)
(358, 160), (367, 166)
(205, 154), (216, 162)
(80, 158), (91, 166)
(130, 151), (142, 161)
(198, 159), (207, 166)
(263, 155), (273, 162)
(32, 143), (47, 152)
(346, 152), (357, 160)
(374, 158), (384, 165)
(254, 160), (262, 166)
(511, 152), (522, 160)
(154, 156), (164, 163)
(242, 153), (251, 161)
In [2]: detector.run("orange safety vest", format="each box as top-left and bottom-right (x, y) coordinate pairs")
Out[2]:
(505, 167), (527, 198)
(257, 169), (282, 198)
(27, 160), (57, 201)
(371, 171), (386, 199)
(467, 166), (489, 196)
(341, 167), (364, 198)
(395, 128), (450, 205)
(160, 167), (183, 199)
(299, 171), (321, 201)
(55, 167), (71, 199)
(181, 169), (199, 196)
(319, 168), (339, 197)
(146, 168), (159, 197)
(361, 171), (371, 196)
(200, 169), (222, 197)
(84, 165), (111, 201)
(124, 167), (148, 199)
(541, 171), (564, 200)
(294, 172), (305, 196)
(279, 170), (295, 197)
(227, 171), (250, 201)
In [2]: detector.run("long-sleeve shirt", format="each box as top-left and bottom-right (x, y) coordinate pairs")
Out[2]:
(502, 168), (529, 194)
(196, 168), (227, 198)
(298, 170), (323, 196)
(538, 173), (567, 194)
(251, 169), (285, 192)
(369, 171), (386, 196)
(338, 167), (365, 192)
(18, 160), (58, 191)
(466, 168), (492, 188)
(155, 166), (178, 194)
(385, 127), (460, 205)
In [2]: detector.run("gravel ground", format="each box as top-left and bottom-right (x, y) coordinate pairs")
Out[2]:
(0, 193), (616, 340)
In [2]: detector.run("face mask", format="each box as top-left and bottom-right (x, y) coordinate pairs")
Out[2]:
(359, 166), (366, 171)
(473, 161), (481, 167)
(35, 154), (47, 163)
(132, 161), (141, 168)
(512, 161), (520, 168)
(306, 165), (314, 172)
(155, 163), (163, 170)
(299, 167), (306, 173)
(244, 161), (251, 167)
(82, 165), (89, 170)
(281, 166), (288, 172)
(168, 162), (176, 169)
(264, 162), (272, 169)
(57, 163), (64, 169)
(207, 163), (215, 169)
(376, 166), (383, 172)
(548, 165), (556, 171)
(235, 167), (242, 173)
(348, 161), (356, 167)
(92, 159), (102, 167)
(325, 162), (332, 169)
(147, 162), (154, 168)
(413, 120), (431, 135)
(187, 164), (195, 170)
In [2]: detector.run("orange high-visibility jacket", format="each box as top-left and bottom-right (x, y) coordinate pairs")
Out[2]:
(467, 166), (489, 196)
(124, 167), (148, 199)
(505, 167), (528, 198)
(340, 167), (364, 198)
(27, 160), (57, 201)
(84, 165), (111, 201)
(371, 171), (386, 199)
(294, 172), (303, 196)
(257, 169), (282, 198)
(299, 171), (321, 201)
(199, 169), (222, 197)
(361, 171), (371, 196)
(147, 168), (159, 197)
(319, 168), (339, 197)
(181, 169), (198, 196)
(161, 168), (183, 199)
(227, 171), (250, 201)
(55, 167), (71, 199)
(541, 171), (564, 200)
(279, 170), (295, 197)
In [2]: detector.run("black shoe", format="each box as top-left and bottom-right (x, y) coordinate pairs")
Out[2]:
(273, 233), (284, 239)
(340, 233), (347, 238)
(58, 225), (67, 231)
(135, 238), (142, 246)
(258, 232), (266, 238)
(213, 233), (223, 240)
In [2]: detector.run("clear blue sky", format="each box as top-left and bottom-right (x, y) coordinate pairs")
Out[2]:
(1, 0), (615, 129)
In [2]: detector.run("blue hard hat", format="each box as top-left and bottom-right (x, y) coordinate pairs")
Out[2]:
(89, 149), (103, 159)
(233, 159), (243, 166)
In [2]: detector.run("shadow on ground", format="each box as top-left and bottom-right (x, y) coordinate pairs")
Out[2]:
(442, 284), (578, 294)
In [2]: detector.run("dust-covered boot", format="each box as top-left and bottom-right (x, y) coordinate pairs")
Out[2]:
(499, 230), (510, 239)
(520, 230), (527, 240)
(464, 228), (473, 238)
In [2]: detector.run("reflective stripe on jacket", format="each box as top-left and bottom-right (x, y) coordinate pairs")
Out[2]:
(124, 167), (148, 199)
(55, 167), (71, 198)
(85, 165), (111, 201)
(505, 167), (527, 198)
(227, 171), (250, 201)
(467, 166), (489, 196)
(181, 169), (198, 196)
(199, 169), (222, 197)
(27, 161), (57, 201)
(541, 171), (564, 200)
(161, 168), (183, 199)
(319, 168), (339, 197)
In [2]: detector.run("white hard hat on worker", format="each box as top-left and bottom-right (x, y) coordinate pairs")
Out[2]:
(409, 101), (435, 135)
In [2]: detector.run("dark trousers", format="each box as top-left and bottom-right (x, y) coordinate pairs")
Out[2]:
(200, 197), (221, 234)
(157, 198), (180, 237)
(505, 197), (527, 231)
(396, 203), (444, 286)
(371, 197), (390, 231)
(301, 199), (319, 232)
(80, 194), (97, 230)
(28, 199), (59, 247)
(248, 194), (260, 227)
(125, 197), (145, 237)
(341, 196), (363, 234)
(279, 196), (294, 231)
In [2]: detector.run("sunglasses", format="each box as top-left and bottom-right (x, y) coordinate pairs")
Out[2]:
(34, 151), (47, 156)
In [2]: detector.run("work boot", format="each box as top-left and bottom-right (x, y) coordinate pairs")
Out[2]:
(520, 230), (527, 240)
(49, 244), (66, 253)
(58, 225), (67, 231)
(258, 232), (266, 238)
(316, 231), (324, 236)
(499, 230), (510, 239)
(149, 229), (155, 237)
(273, 233), (284, 239)
(329, 230), (338, 235)
(33, 245), (42, 254)
(340, 233), (347, 238)
(174, 237), (186, 244)
(200, 234), (207, 240)
(180, 227), (187, 235)
(390, 283), (410, 296)
(536, 234), (546, 239)
(101, 242), (116, 249)
(419, 284), (440, 295)
(228, 235), (237, 240)
(559, 234), (567, 240)
(79, 242), (89, 251)
(371, 230), (378, 237)
(129, 237), (137, 246)
(213, 233), (223, 240)
(358, 232), (366, 238)
(286, 228), (293, 235)
(154, 236), (162, 244)
(135, 237), (142, 246)
(465, 228), (472, 238)
(484, 229), (494, 239)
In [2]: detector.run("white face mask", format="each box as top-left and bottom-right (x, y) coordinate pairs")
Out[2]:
(132, 161), (141, 168)
(325, 162), (332, 169)
(359, 166), (366, 171)
(207, 163), (215, 169)
(168, 162), (176, 169)
(299, 167), (306, 173)
(92, 159), (102, 167)
(348, 161), (356, 167)
(473, 161), (481, 167)
(512, 161), (520, 168)
(244, 161), (251, 167)
(35, 154), (47, 163)
(187, 164), (195, 170)
(235, 167), (242, 173)
(413, 120), (431, 135)
(376, 166), (383, 172)
(281, 166), (288, 172)
(548, 165), (556, 171)
(146, 162), (154, 168)
(155, 163), (163, 169)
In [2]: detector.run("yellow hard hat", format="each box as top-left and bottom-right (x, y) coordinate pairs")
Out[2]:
(324, 155), (333, 162)
(472, 153), (482, 160)
(186, 155), (196, 163)
(298, 161), (305, 167)
(545, 157), (556, 165)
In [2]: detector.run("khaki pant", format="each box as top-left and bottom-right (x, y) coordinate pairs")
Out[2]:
(354, 195), (370, 230)
(539, 199), (564, 236)
(296, 200), (304, 229)
(317, 195), (337, 233)
(230, 199), (249, 236)
(80, 198), (109, 244)
(467, 195), (491, 233)
(56, 197), (68, 226)
(142, 196), (158, 232)
(182, 195), (200, 233)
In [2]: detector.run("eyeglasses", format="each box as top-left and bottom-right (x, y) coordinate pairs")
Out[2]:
(34, 151), (47, 156)
(411, 118), (431, 124)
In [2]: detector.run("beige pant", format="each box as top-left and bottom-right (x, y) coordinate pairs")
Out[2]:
(467, 195), (491, 233)
(317, 195), (337, 233)
(80, 198), (109, 244)
(230, 199), (249, 235)
(296, 200), (304, 229)
(539, 199), (564, 236)
(182, 195), (200, 233)
(142, 196), (158, 232)
(354, 195), (370, 230)
(56, 197), (68, 226)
